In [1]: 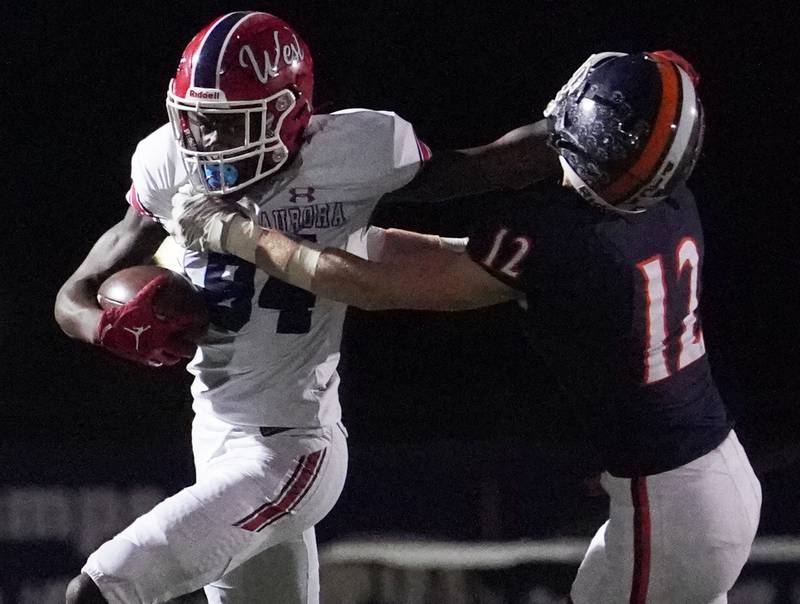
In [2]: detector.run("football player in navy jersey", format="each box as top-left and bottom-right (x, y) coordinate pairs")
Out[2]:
(54, 10), (559, 604)
(174, 50), (761, 603)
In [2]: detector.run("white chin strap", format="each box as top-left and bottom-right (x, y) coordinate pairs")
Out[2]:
(559, 157), (651, 215)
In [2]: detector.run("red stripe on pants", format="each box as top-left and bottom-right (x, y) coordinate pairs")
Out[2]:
(630, 476), (651, 604)
(237, 449), (325, 532)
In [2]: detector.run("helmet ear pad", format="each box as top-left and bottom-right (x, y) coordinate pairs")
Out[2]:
(545, 52), (705, 213)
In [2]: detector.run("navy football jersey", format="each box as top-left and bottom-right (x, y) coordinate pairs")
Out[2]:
(467, 183), (732, 477)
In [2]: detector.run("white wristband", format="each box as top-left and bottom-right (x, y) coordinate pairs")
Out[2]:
(220, 214), (261, 263)
(438, 236), (469, 253)
(286, 244), (322, 291)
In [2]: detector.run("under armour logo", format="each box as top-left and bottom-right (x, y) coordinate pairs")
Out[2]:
(123, 325), (151, 350)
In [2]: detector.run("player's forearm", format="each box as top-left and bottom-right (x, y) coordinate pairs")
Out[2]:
(55, 208), (164, 344)
(253, 230), (442, 311)
(379, 228), (468, 263)
(305, 245), (492, 312)
(467, 119), (561, 190)
(310, 249), (443, 311)
(384, 119), (559, 203)
(55, 278), (105, 343)
(312, 250), (394, 310)
(253, 231), (377, 307)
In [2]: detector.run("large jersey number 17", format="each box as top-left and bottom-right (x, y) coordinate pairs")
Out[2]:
(637, 237), (706, 384)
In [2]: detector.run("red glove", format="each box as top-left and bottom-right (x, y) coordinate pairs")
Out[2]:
(97, 275), (203, 367)
(650, 50), (701, 87)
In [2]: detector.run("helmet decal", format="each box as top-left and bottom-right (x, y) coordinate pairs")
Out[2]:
(239, 34), (306, 85)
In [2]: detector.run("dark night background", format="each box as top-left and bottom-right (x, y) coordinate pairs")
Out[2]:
(3, 0), (800, 595)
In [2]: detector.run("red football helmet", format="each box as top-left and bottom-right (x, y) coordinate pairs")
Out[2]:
(166, 12), (314, 195)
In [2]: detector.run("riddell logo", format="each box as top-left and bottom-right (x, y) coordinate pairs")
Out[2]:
(188, 89), (221, 100)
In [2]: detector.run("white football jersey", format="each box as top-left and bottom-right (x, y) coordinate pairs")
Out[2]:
(126, 109), (429, 426)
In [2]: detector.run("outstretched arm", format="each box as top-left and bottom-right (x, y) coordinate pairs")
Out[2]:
(169, 192), (518, 312)
(383, 118), (560, 204)
(256, 228), (518, 311)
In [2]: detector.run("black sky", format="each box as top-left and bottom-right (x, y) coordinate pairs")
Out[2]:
(4, 2), (799, 529)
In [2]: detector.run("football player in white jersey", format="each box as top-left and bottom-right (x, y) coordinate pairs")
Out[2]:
(55, 11), (557, 604)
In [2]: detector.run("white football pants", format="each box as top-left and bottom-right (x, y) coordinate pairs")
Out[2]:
(82, 413), (348, 603)
(570, 430), (761, 604)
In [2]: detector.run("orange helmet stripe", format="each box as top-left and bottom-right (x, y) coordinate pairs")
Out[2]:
(599, 58), (682, 204)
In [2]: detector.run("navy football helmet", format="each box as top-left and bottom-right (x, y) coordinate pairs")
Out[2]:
(544, 51), (705, 213)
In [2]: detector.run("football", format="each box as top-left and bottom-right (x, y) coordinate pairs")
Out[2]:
(97, 265), (209, 335)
